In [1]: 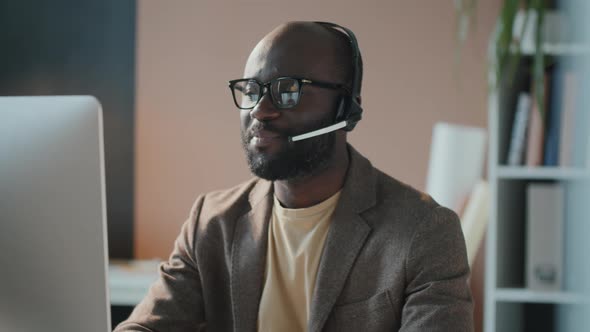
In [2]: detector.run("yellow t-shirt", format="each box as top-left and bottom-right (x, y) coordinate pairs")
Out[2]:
(257, 191), (342, 332)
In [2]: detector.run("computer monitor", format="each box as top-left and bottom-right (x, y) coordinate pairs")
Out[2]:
(0, 96), (111, 332)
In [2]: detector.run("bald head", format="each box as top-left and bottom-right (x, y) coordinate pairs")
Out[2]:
(244, 22), (361, 93)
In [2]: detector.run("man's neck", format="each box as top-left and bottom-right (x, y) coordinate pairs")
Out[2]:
(273, 144), (349, 209)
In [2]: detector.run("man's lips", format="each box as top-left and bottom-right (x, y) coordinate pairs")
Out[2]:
(250, 129), (283, 147)
(253, 129), (281, 139)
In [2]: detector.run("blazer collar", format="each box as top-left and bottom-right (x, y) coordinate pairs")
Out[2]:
(230, 145), (378, 332)
(338, 144), (378, 213)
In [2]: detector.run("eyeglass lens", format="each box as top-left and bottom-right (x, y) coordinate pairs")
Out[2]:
(232, 78), (301, 109)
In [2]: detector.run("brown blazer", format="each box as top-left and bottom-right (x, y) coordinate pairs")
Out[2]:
(115, 145), (473, 332)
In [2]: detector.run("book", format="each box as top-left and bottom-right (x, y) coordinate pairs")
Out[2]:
(460, 180), (489, 267)
(507, 93), (532, 165)
(526, 183), (564, 291)
(543, 70), (562, 166)
(558, 71), (578, 167)
(526, 73), (550, 167)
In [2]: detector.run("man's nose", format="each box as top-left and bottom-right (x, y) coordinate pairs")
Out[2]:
(250, 91), (280, 121)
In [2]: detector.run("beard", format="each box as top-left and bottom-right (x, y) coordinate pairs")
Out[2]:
(241, 114), (336, 181)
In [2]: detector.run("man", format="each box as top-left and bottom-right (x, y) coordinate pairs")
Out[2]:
(115, 21), (473, 332)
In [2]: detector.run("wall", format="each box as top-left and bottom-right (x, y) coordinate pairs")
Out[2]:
(134, 0), (502, 260)
(0, 0), (136, 259)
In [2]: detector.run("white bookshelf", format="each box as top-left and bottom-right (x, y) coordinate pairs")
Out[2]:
(497, 166), (590, 180)
(515, 43), (590, 57)
(484, 32), (590, 331)
(495, 288), (589, 305)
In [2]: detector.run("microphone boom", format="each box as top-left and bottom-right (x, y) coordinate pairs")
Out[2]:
(289, 121), (347, 142)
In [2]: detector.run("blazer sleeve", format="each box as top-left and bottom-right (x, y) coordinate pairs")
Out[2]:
(399, 206), (474, 332)
(114, 196), (207, 332)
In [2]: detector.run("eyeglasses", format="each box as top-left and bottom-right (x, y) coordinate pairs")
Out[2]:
(228, 77), (349, 110)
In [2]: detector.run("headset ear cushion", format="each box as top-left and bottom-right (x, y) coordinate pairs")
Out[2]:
(343, 101), (363, 131)
(335, 95), (362, 131)
(335, 96), (347, 122)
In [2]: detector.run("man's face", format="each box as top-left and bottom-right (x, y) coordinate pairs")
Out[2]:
(239, 29), (344, 181)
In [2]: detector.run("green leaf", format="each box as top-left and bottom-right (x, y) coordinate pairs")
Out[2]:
(495, 0), (520, 87)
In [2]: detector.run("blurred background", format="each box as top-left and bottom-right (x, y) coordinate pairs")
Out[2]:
(1, 0), (588, 331)
(1, 0), (500, 259)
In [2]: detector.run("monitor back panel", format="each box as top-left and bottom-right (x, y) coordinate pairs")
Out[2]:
(0, 96), (111, 332)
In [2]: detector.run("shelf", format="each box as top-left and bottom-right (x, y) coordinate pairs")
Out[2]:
(507, 44), (590, 56)
(496, 166), (590, 180)
(519, 43), (590, 56)
(495, 288), (590, 305)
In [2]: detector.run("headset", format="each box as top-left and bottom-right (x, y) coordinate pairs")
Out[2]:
(289, 21), (363, 142)
(315, 21), (363, 131)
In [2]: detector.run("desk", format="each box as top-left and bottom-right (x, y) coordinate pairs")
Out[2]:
(109, 260), (160, 306)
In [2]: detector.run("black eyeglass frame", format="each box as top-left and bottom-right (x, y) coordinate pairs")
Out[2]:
(228, 77), (351, 110)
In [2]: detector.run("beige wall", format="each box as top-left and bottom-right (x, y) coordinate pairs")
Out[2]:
(135, 0), (501, 259)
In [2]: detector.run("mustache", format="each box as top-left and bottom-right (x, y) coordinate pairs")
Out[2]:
(246, 122), (289, 139)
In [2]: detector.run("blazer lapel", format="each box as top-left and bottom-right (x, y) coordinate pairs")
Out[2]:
(230, 180), (273, 332)
(308, 145), (377, 332)
(308, 207), (371, 332)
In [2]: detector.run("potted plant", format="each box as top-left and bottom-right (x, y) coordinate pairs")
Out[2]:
(455, 0), (547, 115)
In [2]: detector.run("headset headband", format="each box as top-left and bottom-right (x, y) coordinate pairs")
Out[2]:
(313, 21), (361, 98)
